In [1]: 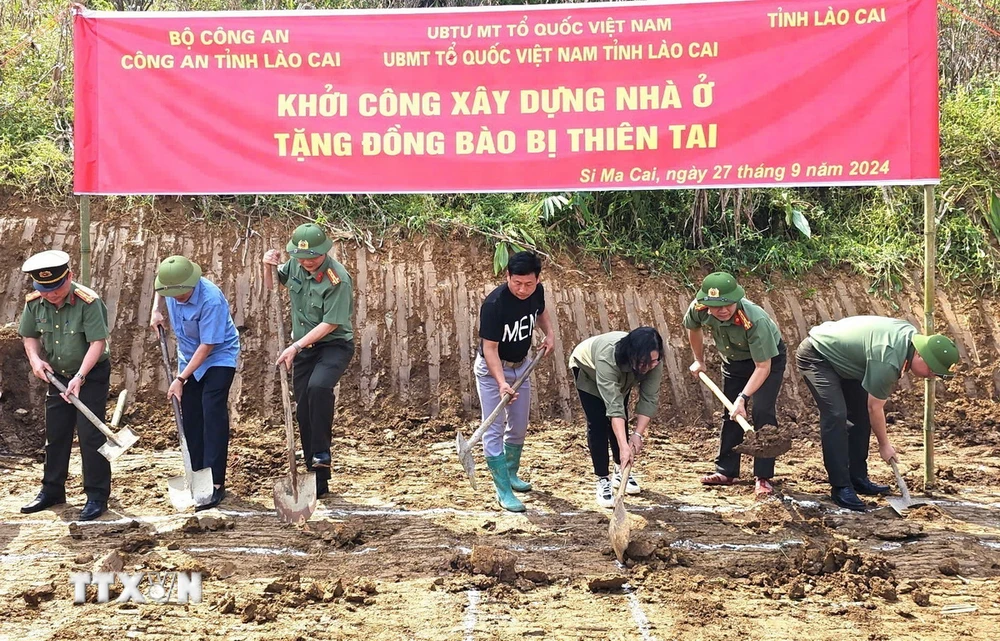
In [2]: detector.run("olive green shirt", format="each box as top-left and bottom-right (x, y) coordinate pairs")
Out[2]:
(278, 255), (354, 343)
(683, 299), (782, 364)
(569, 331), (663, 419)
(18, 282), (111, 377)
(808, 316), (916, 400)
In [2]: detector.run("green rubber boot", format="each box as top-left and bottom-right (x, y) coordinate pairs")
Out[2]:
(485, 455), (525, 513)
(504, 443), (532, 493)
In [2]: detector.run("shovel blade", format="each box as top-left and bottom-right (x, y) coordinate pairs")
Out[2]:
(455, 431), (477, 490)
(167, 477), (196, 511)
(886, 496), (911, 516)
(608, 497), (631, 563)
(97, 428), (139, 462)
(274, 473), (317, 525)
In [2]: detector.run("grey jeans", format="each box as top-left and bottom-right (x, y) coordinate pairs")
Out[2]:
(474, 352), (532, 457)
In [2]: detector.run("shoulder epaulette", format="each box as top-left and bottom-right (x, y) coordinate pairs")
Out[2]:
(733, 309), (753, 329)
(693, 302), (708, 312)
(326, 268), (341, 285)
(73, 284), (98, 304)
(25, 291), (41, 302)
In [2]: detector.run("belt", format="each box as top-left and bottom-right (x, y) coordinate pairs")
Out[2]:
(501, 358), (526, 368)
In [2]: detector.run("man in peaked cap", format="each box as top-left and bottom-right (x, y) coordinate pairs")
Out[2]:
(684, 272), (786, 498)
(150, 256), (241, 510)
(17, 250), (113, 521)
(263, 223), (354, 498)
(796, 316), (960, 511)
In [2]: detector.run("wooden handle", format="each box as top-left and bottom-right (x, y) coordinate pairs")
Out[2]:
(697, 371), (755, 433)
(467, 351), (546, 446)
(614, 462), (632, 502)
(45, 372), (120, 445)
(271, 265), (299, 489)
(889, 458), (912, 503)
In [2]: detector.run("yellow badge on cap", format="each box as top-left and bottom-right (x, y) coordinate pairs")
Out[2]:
(39, 270), (52, 278)
(298, 240), (309, 250)
(707, 288), (720, 298)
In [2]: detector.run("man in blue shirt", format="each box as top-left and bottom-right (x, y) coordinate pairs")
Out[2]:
(150, 256), (241, 510)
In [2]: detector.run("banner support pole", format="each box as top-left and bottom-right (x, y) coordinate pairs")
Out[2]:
(922, 184), (935, 490)
(80, 195), (91, 287)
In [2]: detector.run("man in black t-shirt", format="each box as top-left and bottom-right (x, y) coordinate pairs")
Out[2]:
(475, 251), (554, 512)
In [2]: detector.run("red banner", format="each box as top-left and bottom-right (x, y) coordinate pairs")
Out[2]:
(73, 0), (939, 194)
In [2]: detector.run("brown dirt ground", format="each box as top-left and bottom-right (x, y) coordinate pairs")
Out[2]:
(0, 199), (998, 640)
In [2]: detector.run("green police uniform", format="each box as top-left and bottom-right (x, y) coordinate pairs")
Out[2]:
(277, 255), (354, 343)
(796, 315), (959, 498)
(275, 224), (355, 496)
(683, 299), (781, 364)
(684, 272), (786, 481)
(19, 283), (111, 377)
(18, 280), (112, 509)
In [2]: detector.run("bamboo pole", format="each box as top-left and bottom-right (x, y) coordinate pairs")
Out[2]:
(923, 185), (935, 489)
(80, 195), (92, 286)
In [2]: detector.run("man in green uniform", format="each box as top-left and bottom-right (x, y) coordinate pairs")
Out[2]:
(796, 316), (959, 511)
(685, 272), (785, 497)
(18, 250), (112, 521)
(263, 224), (354, 498)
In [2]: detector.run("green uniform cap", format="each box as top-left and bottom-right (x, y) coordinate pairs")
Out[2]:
(696, 272), (746, 307)
(154, 256), (202, 298)
(912, 334), (960, 377)
(286, 223), (333, 258)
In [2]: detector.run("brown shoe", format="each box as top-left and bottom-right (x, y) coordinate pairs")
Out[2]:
(700, 473), (736, 486)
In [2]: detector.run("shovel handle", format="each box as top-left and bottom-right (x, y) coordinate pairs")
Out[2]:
(45, 372), (121, 446)
(889, 458), (912, 503)
(614, 462), (632, 503)
(698, 371), (755, 434)
(157, 326), (199, 485)
(466, 351), (546, 447)
(271, 265), (299, 494)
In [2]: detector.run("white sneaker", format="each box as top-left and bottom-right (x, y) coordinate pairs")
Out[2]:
(595, 477), (614, 508)
(612, 466), (641, 495)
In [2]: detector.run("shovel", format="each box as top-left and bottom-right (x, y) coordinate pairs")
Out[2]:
(156, 326), (214, 510)
(608, 462), (633, 563)
(46, 372), (139, 461)
(455, 351), (545, 490)
(270, 265), (316, 525)
(886, 458), (928, 516)
(697, 371), (792, 458)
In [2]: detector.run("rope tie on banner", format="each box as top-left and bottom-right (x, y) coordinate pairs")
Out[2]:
(0, 5), (72, 69)
(937, 0), (1000, 38)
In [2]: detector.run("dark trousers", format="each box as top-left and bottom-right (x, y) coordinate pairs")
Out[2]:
(180, 366), (235, 487)
(293, 340), (354, 483)
(574, 368), (630, 478)
(716, 345), (786, 479)
(42, 359), (111, 502)
(796, 338), (872, 488)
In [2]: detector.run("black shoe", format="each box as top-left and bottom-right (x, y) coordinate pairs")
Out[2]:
(78, 500), (107, 521)
(311, 452), (331, 468)
(852, 477), (890, 496)
(20, 491), (66, 514)
(316, 479), (329, 498)
(195, 487), (226, 512)
(831, 486), (867, 512)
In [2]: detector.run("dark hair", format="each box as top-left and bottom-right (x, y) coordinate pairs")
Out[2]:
(506, 251), (542, 277)
(614, 327), (664, 374)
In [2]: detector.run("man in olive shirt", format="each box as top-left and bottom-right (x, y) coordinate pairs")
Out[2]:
(684, 272), (785, 497)
(263, 224), (354, 498)
(796, 316), (959, 511)
(18, 250), (112, 521)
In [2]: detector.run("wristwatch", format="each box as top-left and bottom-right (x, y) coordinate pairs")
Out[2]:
(738, 392), (751, 402)
(74, 372), (86, 384)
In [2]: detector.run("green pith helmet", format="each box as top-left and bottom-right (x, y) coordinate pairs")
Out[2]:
(912, 334), (960, 377)
(154, 255), (202, 298)
(696, 272), (746, 307)
(286, 223), (332, 258)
